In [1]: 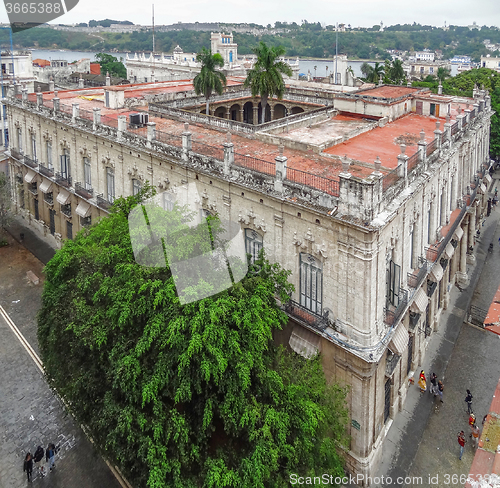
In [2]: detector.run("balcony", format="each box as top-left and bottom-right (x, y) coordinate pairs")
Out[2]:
(75, 182), (94, 200)
(384, 288), (409, 326)
(61, 203), (72, 218)
(96, 193), (112, 210)
(39, 163), (54, 178)
(28, 183), (37, 195)
(23, 155), (38, 168)
(407, 258), (429, 289)
(10, 148), (23, 161)
(55, 172), (72, 188)
(43, 192), (54, 205)
(284, 298), (330, 332)
(385, 351), (401, 377)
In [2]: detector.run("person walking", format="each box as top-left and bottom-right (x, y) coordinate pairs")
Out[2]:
(23, 452), (33, 482)
(438, 380), (444, 403)
(465, 389), (473, 414)
(430, 373), (438, 396)
(33, 445), (45, 477)
(458, 431), (466, 460)
(418, 370), (427, 393)
(45, 443), (56, 471)
(471, 422), (480, 449)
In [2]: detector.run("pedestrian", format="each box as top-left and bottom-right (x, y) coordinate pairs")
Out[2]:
(465, 389), (473, 414)
(33, 445), (45, 477)
(430, 372), (438, 396)
(418, 370), (427, 393)
(471, 422), (480, 449)
(45, 443), (56, 471)
(23, 452), (33, 482)
(458, 430), (467, 460)
(438, 380), (444, 402)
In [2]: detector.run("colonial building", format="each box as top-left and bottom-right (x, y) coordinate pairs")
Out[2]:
(4, 79), (492, 485)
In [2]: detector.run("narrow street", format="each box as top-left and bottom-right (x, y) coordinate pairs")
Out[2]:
(0, 228), (123, 488)
(372, 177), (500, 488)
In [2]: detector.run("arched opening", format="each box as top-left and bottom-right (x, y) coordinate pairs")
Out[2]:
(274, 104), (286, 119)
(214, 106), (226, 119)
(229, 103), (241, 121)
(243, 101), (254, 124)
(290, 106), (304, 115)
(258, 102), (272, 123)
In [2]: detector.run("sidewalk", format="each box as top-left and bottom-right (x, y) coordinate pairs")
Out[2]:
(0, 233), (122, 488)
(371, 175), (500, 488)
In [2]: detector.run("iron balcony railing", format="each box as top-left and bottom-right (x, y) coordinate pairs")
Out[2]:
(38, 163), (54, 178)
(96, 193), (112, 210)
(75, 182), (93, 199)
(10, 148), (23, 160)
(43, 193), (53, 205)
(23, 155), (37, 168)
(383, 288), (409, 326)
(284, 298), (330, 332)
(407, 258), (429, 289)
(55, 172), (72, 188)
(61, 204), (72, 217)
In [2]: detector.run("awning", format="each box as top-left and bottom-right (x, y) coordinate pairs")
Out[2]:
(39, 178), (53, 193)
(429, 262), (444, 282)
(388, 323), (408, 356)
(75, 200), (91, 218)
(478, 183), (487, 194)
(289, 326), (321, 359)
(56, 189), (71, 205)
(484, 173), (492, 184)
(410, 288), (428, 314)
(443, 242), (455, 259)
(24, 169), (36, 183)
(453, 226), (464, 241)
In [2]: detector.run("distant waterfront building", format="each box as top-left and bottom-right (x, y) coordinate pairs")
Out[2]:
(450, 55), (471, 65)
(403, 60), (452, 79)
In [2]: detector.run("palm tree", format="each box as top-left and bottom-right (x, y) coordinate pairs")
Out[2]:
(244, 41), (293, 124)
(437, 66), (451, 84)
(314, 65), (317, 78)
(193, 48), (227, 115)
(371, 62), (385, 83)
(390, 59), (405, 85)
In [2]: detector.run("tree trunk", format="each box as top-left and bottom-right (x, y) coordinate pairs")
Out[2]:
(260, 94), (268, 125)
(206, 100), (209, 116)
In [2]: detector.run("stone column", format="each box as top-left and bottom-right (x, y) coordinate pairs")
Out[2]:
(458, 216), (469, 285)
(117, 115), (127, 141)
(146, 121), (156, 148)
(36, 93), (43, 108)
(181, 122), (192, 162)
(52, 92), (60, 113)
(93, 107), (101, 131)
(418, 129), (427, 167)
(444, 114), (451, 143)
(239, 109), (244, 123)
(72, 103), (80, 124)
(225, 109), (231, 120)
(434, 120), (442, 152)
(78, 77), (84, 89)
(269, 104), (275, 121)
(223, 132), (234, 176)
(397, 144), (408, 186)
(252, 105), (258, 125)
(49, 78), (55, 92)
(441, 184), (449, 225)
(106, 72), (111, 86)
(274, 145), (287, 193)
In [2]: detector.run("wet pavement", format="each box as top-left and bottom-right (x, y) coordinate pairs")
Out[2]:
(0, 231), (123, 488)
(370, 175), (500, 488)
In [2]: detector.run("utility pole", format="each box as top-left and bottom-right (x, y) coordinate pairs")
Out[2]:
(334, 22), (338, 85)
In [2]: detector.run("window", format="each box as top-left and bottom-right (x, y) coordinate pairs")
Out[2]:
(66, 220), (73, 240)
(60, 148), (70, 179)
(84, 157), (91, 190)
(162, 192), (175, 211)
(409, 226), (414, 270)
(17, 127), (22, 152)
(80, 215), (91, 227)
(106, 167), (115, 203)
(132, 179), (141, 196)
(420, 67), (424, 74)
(299, 253), (323, 314)
(429, 67), (434, 74)
(46, 141), (52, 169)
(430, 103), (436, 116)
(31, 133), (36, 160)
(386, 259), (401, 307)
(49, 209), (56, 235)
(34, 198), (39, 220)
(4, 128), (8, 148)
(244, 229), (263, 264)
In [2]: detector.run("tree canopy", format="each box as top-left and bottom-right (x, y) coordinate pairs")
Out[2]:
(94, 53), (127, 79)
(244, 42), (293, 124)
(38, 188), (349, 488)
(193, 48), (227, 115)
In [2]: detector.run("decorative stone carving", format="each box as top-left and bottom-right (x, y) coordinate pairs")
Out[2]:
(238, 207), (267, 232)
(101, 154), (115, 168)
(128, 162), (145, 181)
(293, 228), (327, 258)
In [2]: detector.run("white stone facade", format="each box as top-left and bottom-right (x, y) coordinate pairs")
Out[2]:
(4, 82), (492, 486)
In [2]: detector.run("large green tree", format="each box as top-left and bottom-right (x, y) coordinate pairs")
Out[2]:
(38, 189), (349, 488)
(94, 53), (127, 79)
(244, 41), (293, 124)
(193, 48), (227, 115)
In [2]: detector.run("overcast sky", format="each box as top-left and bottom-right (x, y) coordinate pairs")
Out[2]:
(1, 0), (499, 28)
